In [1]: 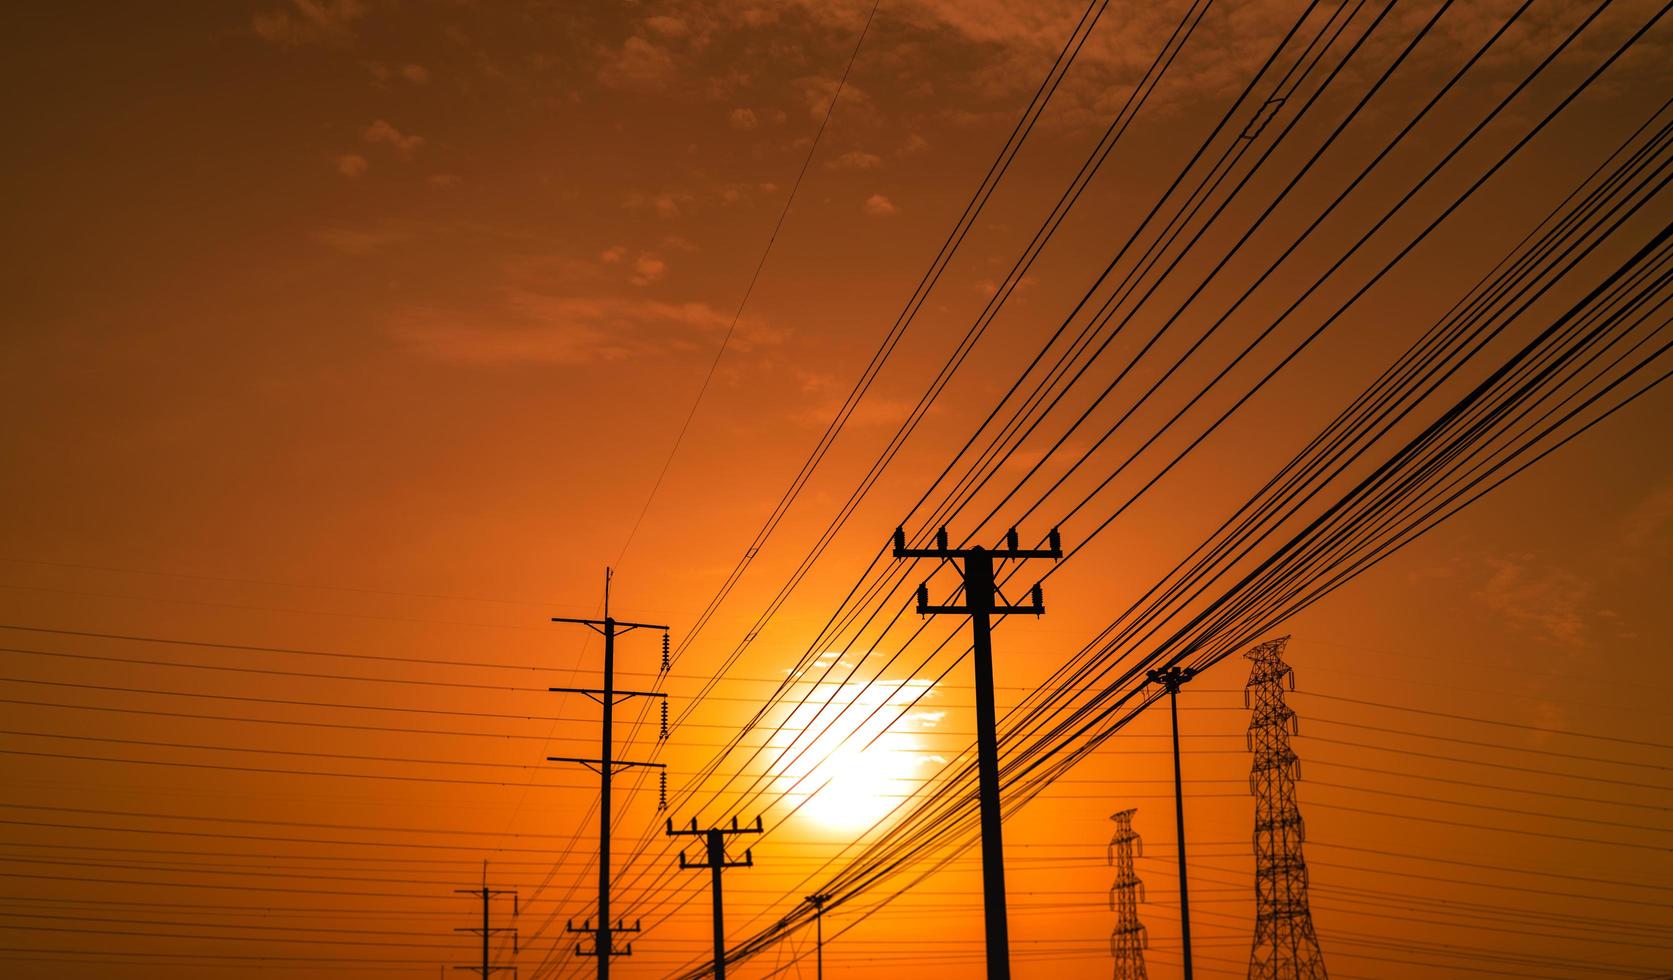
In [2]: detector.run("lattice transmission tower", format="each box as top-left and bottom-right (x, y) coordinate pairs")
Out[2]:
(1245, 636), (1327, 979)
(1107, 808), (1148, 980)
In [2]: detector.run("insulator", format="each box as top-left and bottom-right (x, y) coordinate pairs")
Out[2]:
(659, 699), (669, 740)
(658, 769), (667, 812)
(661, 631), (670, 671)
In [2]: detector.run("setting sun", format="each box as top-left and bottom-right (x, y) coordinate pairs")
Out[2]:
(803, 737), (932, 830)
(4, 2), (1670, 977)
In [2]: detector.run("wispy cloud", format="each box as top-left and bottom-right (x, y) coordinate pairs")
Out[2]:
(363, 120), (424, 156)
(862, 193), (897, 217)
(335, 153), (368, 177)
(251, 0), (367, 47)
(388, 292), (780, 368)
(311, 225), (407, 255)
(1475, 553), (1591, 647)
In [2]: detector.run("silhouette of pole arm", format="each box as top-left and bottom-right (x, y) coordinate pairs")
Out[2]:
(567, 916), (641, 959)
(891, 526), (1063, 560)
(546, 755), (666, 775)
(550, 615), (667, 633)
(549, 685), (668, 705)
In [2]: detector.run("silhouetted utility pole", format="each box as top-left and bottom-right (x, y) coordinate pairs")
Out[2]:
(806, 893), (833, 980)
(454, 862), (517, 978)
(666, 815), (763, 980)
(891, 525), (1062, 980)
(549, 569), (669, 979)
(1147, 663), (1198, 980)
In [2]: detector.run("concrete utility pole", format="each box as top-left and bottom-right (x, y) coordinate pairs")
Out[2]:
(549, 569), (669, 978)
(1147, 663), (1198, 980)
(891, 525), (1062, 980)
(666, 815), (763, 980)
(806, 893), (833, 980)
(453, 861), (517, 978)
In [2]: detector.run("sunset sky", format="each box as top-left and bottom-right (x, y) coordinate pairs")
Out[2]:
(3, 0), (1671, 977)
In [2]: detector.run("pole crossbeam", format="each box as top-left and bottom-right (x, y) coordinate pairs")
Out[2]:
(667, 815), (764, 980)
(567, 917), (641, 959)
(890, 524), (1062, 980)
(550, 686), (669, 705)
(546, 756), (666, 776)
(548, 569), (669, 980)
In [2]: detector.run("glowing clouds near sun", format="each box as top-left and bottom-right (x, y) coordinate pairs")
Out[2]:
(765, 666), (946, 833)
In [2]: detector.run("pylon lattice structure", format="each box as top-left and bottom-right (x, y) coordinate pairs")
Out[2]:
(1107, 807), (1148, 980)
(1245, 636), (1327, 979)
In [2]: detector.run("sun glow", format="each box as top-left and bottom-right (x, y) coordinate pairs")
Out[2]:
(767, 664), (947, 833)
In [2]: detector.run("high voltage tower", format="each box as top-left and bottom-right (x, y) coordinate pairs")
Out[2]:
(667, 814), (764, 980)
(547, 569), (669, 978)
(892, 525), (1061, 980)
(453, 863), (517, 978)
(1107, 808), (1148, 980)
(1245, 636), (1327, 979)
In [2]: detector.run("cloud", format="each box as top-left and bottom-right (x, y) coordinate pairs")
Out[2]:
(828, 150), (882, 170)
(629, 253), (667, 286)
(862, 193), (897, 217)
(363, 120), (424, 155)
(643, 16), (688, 38)
(1620, 477), (1673, 551)
(652, 192), (688, 218)
(311, 225), (407, 255)
(598, 36), (677, 92)
(794, 75), (870, 122)
(426, 173), (461, 188)
(400, 63), (430, 84)
(729, 107), (759, 130)
(1475, 553), (1592, 647)
(335, 153), (369, 177)
(251, 0), (367, 47)
(599, 245), (627, 264)
(388, 293), (780, 367)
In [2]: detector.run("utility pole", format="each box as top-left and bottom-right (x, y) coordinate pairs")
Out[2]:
(666, 815), (763, 980)
(806, 893), (833, 980)
(454, 861), (517, 978)
(891, 525), (1062, 980)
(549, 568), (669, 979)
(1147, 663), (1197, 980)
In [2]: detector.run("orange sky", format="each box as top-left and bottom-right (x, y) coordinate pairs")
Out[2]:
(2, 1), (1671, 977)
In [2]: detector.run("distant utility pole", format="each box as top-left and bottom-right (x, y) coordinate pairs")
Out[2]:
(1108, 808), (1149, 980)
(891, 525), (1062, 980)
(548, 568), (669, 979)
(666, 815), (763, 980)
(454, 861), (517, 978)
(806, 892), (833, 980)
(1245, 636), (1327, 980)
(1147, 663), (1198, 980)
